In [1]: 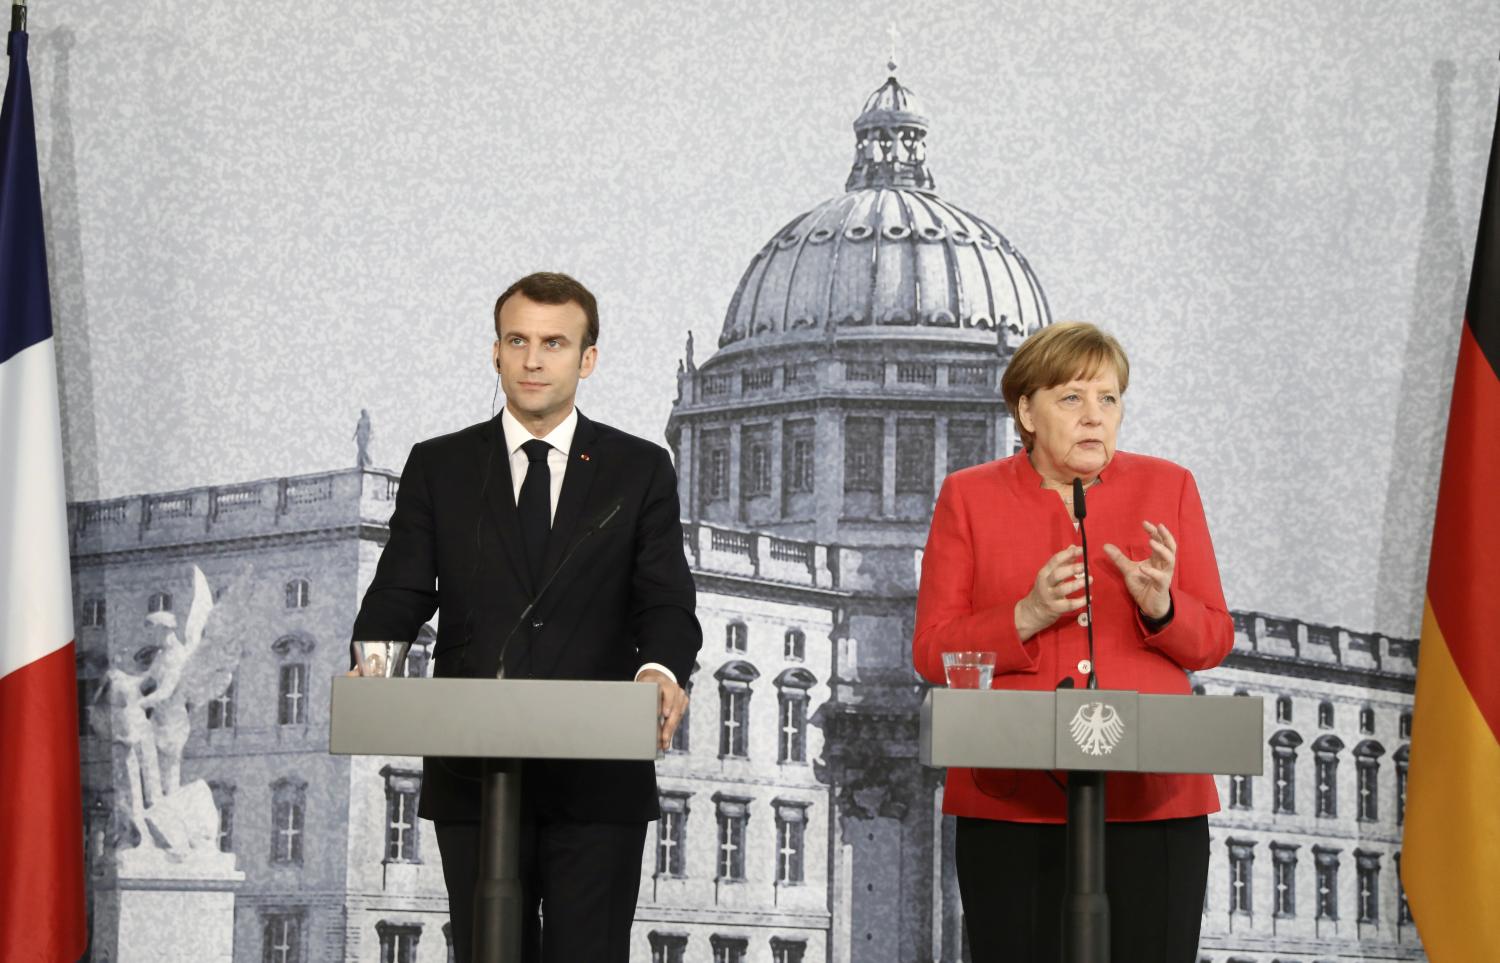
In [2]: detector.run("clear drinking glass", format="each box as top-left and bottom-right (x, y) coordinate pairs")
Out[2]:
(942, 651), (997, 689)
(351, 640), (414, 678)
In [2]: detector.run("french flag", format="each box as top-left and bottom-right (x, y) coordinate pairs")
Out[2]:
(0, 13), (88, 962)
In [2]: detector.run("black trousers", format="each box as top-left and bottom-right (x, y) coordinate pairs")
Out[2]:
(955, 815), (1209, 963)
(435, 815), (648, 963)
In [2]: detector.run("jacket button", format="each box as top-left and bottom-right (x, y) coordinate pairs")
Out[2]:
(531, 620), (544, 630)
(1077, 611), (1090, 627)
(1077, 659), (1092, 675)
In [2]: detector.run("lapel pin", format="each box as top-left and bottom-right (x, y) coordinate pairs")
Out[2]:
(580, 453), (591, 462)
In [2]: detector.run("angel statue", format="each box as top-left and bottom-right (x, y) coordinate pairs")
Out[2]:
(93, 565), (259, 857)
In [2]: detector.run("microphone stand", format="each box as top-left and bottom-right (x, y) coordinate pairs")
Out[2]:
(1063, 478), (1108, 963)
(473, 498), (623, 963)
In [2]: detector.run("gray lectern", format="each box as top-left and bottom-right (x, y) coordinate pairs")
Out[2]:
(330, 677), (658, 963)
(920, 687), (1263, 963)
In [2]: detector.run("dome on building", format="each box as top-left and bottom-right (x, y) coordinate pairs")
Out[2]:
(716, 74), (1051, 356)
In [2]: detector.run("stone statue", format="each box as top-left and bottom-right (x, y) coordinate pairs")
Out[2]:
(94, 566), (258, 860)
(354, 408), (374, 468)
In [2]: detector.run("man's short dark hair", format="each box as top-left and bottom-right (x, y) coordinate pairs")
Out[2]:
(493, 272), (599, 350)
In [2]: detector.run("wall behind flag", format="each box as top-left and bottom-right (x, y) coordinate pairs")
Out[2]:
(32, 0), (1500, 960)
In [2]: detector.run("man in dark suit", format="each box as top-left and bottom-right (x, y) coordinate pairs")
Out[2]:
(349, 272), (700, 962)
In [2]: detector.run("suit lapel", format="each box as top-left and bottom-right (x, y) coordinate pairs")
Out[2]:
(539, 411), (599, 584)
(476, 417), (535, 597)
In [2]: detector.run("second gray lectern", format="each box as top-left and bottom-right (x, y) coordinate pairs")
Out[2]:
(921, 687), (1263, 963)
(330, 677), (658, 963)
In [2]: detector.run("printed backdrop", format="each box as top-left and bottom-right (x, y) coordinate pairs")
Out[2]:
(31, 1), (1500, 960)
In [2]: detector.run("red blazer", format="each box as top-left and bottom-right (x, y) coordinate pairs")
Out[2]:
(913, 450), (1234, 823)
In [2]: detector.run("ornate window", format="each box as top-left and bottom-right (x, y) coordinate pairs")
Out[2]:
(776, 668), (815, 764)
(843, 417), (884, 493)
(716, 661), (758, 758)
(895, 418), (934, 494)
(711, 934), (749, 963)
(208, 676), (236, 730)
(713, 794), (751, 881)
(261, 909), (304, 963)
(147, 591), (173, 614)
(1355, 850), (1381, 924)
(774, 800), (809, 884)
(270, 777), (307, 865)
(273, 634), (315, 726)
(1229, 770), (1252, 810)
(1314, 846), (1341, 920)
(209, 780), (235, 853)
(656, 792), (690, 877)
(784, 628), (806, 662)
(1228, 839), (1255, 915)
(649, 932), (689, 963)
(701, 429), (730, 503)
(1313, 734), (1344, 818)
(375, 922), (421, 963)
(771, 938), (807, 963)
(742, 425), (772, 497)
(783, 420), (815, 494)
(1271, 842), (1299, 918)
(284, 578), (311, 609)
(1270, 729), (1303, 814)
(947, 420), (988, 473)
(382, 767), (421, 863)
(1354, 740), (1385, 822)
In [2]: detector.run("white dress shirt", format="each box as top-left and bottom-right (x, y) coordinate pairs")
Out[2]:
(499, 406), (674, 685)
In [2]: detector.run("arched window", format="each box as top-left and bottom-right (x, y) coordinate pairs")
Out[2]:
(1353, 739), (1385, 822)
(273, 634), (316, 727)
(1275, 695), (1293, 723)
(269, 777), (307, 865)
(725, 621), (748, 653)
(1359, 705), (1375, 734)
(715, 661), (759, 758)
(1270, 729), (1303, 814)
(284, 578), (311, 609)
(784, 628), (806, 662)
(1318, 700), (1335, 729)
(147, 591), (172, 614)
(775, 668), (816, 764)
(1312, 734), (1345, 818)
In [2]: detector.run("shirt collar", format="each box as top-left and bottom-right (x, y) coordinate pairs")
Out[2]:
(500, 406), (578, 457)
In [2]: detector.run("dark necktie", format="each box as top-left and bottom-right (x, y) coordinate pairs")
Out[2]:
(518, 439), (552, 584)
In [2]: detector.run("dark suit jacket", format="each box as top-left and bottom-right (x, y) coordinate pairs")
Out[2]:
(351, 411), (701, 824)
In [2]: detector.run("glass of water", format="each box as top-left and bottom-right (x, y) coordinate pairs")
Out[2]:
(942, 651), (997, 689)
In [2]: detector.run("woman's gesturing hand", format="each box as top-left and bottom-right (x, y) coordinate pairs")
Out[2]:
(1015, 544), (1089, 641)
(1103, 520), (1175, 621)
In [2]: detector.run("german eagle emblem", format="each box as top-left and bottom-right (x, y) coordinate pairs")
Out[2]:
(1068, 702), (1125, 756)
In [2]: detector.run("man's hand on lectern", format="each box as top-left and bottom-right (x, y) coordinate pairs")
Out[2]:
(637, 668), (689, 751)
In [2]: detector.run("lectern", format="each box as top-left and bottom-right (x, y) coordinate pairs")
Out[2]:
(329, 677), (659, 963)
(920, 687), (1263, 963)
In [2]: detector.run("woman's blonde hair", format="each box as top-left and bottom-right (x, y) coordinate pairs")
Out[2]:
(1000, 322), (1130, 452)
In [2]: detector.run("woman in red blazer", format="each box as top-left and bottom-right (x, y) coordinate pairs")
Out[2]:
(913, 322), (1234, 962)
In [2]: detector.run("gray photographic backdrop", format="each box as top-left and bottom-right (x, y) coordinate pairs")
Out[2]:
(38, 1), (1500, 960)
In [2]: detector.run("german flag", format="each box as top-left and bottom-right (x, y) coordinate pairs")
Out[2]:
(1401, 81), (1500, 959)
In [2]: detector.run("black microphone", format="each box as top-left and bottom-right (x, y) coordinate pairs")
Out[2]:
(493, 497), (624, 678)
(1072, 478), (1099, 690)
